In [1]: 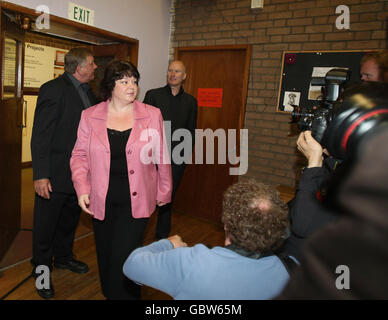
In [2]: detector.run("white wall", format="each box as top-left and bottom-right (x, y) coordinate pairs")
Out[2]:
(9, 0), (172, 100)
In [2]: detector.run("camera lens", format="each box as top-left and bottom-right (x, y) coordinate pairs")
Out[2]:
(324, 82), (388, 160)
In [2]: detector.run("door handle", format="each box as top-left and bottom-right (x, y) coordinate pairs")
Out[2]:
(22, 98), (27, 128)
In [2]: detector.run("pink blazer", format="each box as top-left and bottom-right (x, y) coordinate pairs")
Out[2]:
(70, 100), (172, 221)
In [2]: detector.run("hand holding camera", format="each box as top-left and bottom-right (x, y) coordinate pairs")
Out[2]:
(297, 131), (324, 168)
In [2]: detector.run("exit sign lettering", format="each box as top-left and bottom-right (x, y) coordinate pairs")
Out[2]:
(68, 2), (94, 26)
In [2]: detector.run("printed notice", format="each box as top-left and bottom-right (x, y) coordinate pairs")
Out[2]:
(24, 43), (68, 88)
(197, 88), (223, 108)
(4, 38), (16, 87)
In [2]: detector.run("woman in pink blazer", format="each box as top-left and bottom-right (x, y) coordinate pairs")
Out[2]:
(70, 60), (172, 300)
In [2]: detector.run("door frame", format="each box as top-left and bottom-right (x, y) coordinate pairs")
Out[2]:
(0, 7), (24, 100)
(0, 9), (25, 262)
(0, 1), (139, 66)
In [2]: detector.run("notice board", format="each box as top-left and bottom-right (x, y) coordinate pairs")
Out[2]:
(277, 50), (370, 113)
(24, 43), (68, 88)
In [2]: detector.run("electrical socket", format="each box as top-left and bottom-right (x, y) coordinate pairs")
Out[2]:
(251, 0), (264, 9)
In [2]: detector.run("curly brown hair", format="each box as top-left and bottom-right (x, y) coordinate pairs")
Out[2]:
(222, 179), (289, 253)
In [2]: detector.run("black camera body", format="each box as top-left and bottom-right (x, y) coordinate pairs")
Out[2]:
(291, 68), (350, 142)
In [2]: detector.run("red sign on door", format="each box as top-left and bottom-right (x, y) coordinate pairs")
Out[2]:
(197, 88), (223, 108)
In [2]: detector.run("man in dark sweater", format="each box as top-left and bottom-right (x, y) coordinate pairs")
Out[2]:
(143, 61), (198, 239)
(279, 131), (339, 260)
(278, 127), (388, 299)
(278, 81), (388, 299)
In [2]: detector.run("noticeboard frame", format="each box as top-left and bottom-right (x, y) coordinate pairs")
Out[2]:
(277, 50), (371, 113)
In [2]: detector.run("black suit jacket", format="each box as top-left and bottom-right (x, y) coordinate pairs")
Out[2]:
(143, 85), (198, 190)
(31, 73), (98, 193)
(143, 85), (198, 155)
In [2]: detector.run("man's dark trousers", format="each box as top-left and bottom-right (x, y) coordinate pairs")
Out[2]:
(32, 192), (81, 267)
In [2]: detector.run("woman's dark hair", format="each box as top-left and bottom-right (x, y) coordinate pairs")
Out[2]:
(100, 60), (140, 101)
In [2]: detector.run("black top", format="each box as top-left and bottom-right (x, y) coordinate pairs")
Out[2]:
(107, 128), (131, 178)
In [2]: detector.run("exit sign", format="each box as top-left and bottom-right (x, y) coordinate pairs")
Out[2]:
(68, 2), (94, 26)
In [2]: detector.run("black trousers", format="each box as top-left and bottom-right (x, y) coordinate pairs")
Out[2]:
(32, 192), (81, 267)
(155, 163), (186, 239)
(93, 176), (148, 300)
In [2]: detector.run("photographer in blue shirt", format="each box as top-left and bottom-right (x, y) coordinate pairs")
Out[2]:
(123, 179), (297, 300)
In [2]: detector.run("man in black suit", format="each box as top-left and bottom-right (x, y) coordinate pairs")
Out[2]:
(143, 60), (198, 240)
(30, 47), (98, 299)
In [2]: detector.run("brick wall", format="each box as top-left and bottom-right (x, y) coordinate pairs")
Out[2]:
(170, 0), (387, 187)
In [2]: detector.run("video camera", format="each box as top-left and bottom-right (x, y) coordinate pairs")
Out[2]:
(290, 68), (350, 142)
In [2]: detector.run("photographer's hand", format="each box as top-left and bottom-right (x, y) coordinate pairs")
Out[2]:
(297, 131), (323, 168)
(167, 235), (188, 249)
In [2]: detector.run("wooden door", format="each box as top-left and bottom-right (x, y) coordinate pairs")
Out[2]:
(90, 43), (137, 99)
(0, 10), (24, 261)
(173, 45), (251, 223)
